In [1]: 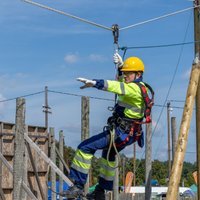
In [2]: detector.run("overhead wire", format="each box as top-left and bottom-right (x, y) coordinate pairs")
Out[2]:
(120, 5), (200, 31)
(22, 0), (200, 33)
(47, 90), (188, 109)
(22, 0), (112, 31)
(0, 89), (190, 110)
(0, 91), (44, 103)
(169, 99), (186, 103)
(48, 89), (114, 102)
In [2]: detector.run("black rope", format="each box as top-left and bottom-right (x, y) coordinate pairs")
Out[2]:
(122, 47), (128, 60)
(119, 40), (200, 50)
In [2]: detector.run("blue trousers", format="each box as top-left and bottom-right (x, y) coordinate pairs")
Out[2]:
(69, 127), (143, 190)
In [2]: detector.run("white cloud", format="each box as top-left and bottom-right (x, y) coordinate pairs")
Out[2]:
(88, 54), (108, 62)
(64, 53), (79, 63)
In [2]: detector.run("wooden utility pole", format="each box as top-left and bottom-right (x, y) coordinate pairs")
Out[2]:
(81, 96), (89, 140)
(81, 96), (90, 193)
(171, 117), (177, 163)
(145, 120), (152, 200)
(122, 157), (125, 187)
(59, 130), (64, 200)
(26, 142), (46, 200)
(133, 143), (136, 186)
(43, 86), (51, 128)
(50, 128), (56, 200)
(113, 157), (119, 200)
(167, 102), (171, 178)
(194, 1), (200, 199)
(13, 98), (26, 200)
(166, 62), (200, 200)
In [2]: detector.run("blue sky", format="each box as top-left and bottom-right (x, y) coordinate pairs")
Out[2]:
(0, 0), (197, 163)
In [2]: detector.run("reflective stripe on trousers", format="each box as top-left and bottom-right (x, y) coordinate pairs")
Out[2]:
(71, 149), (92, 174)
(99, 158), (115, 181)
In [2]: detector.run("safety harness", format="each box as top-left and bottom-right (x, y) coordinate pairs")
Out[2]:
(135, 82), (154, 123)
(111, 82), (154, 148)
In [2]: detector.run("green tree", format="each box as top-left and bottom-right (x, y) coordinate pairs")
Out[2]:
(61, 145), (197, 188)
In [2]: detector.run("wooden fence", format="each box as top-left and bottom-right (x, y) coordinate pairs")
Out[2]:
(0, 121), (48, 200)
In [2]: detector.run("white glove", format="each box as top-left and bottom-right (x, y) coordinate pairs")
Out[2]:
(113, 52), (123, 68)
(77, 77), (96, 89)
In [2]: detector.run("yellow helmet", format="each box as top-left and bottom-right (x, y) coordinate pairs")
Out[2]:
(121, 57), (145, 72)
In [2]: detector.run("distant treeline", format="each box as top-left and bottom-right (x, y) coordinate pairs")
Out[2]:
(62, 145), (196, 187)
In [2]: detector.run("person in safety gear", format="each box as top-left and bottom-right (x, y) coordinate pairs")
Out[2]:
(63, 52), (153, 200)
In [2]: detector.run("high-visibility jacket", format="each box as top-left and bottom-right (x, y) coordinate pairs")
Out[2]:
(95, 78), (145, 119)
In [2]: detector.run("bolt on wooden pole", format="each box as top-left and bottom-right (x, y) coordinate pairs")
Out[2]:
(166, 62), (200, 200)
(13, 98), (26, 200)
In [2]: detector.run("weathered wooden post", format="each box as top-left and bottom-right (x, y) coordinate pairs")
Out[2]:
(133, 143), (136, 186)
(50, 127), (56, 200)
(22, 126), (28, 200)
(13, 98), (26, 200)
(81, 96), (90, 194)
(166, 62), (200, 199)
(194, 1), (200, 198)
(167, 102), (171, 178)
(0, 122), (5, 200)
(26, 140), (45, 200)
(145, 119), (152, 200)
(113, 157), (119, 200)
(59, 130), (64, 200)
(171, 117), (177, 163)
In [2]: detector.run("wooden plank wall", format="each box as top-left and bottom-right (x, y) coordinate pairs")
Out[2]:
(0, 122), (48, 200)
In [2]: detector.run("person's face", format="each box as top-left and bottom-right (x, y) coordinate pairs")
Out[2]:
(123, 71), (137, 83)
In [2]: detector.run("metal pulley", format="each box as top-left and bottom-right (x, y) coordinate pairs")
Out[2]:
(112, 24), (119, 45)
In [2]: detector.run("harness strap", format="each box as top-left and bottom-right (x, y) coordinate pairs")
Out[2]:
(115, 121), (142, 148)
(135, 82), (154, 123)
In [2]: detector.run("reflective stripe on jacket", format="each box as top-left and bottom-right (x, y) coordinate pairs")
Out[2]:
(103, 80), (145, 119)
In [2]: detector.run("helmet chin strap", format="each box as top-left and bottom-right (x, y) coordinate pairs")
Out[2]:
(132, 72), (140, 80)
(136, 71), (143, 78)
